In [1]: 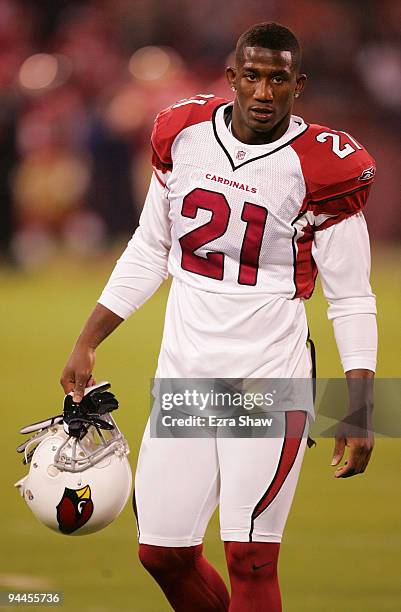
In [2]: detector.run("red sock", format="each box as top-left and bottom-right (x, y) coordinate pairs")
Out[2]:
(224, 542), (281, 612)
(139, 543), (230, 611)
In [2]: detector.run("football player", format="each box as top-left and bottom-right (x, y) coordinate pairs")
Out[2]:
(61, 22), (377, 611)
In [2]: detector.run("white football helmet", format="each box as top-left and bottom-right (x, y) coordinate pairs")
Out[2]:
(15, 383), (132, 535)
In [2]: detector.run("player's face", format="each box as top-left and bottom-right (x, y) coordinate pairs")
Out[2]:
(226, 47), (306, 145)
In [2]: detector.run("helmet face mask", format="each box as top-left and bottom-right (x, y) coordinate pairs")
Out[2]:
(15, 384), (132, 536)
(53, 412), (129, 473)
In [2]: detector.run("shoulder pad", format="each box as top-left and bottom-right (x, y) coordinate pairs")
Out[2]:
(292, 123), (376, 203)
(151, 94), (227, 172)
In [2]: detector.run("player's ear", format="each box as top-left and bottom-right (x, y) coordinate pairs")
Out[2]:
(226, 66), (237, 93)
(294, 73), (307, 99)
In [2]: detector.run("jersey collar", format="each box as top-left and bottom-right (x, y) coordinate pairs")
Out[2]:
(212, 102), (308, 171)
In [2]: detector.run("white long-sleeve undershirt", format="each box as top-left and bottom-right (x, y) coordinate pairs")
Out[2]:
(98, 174), (171, 319)
(313, 212), (377, 372)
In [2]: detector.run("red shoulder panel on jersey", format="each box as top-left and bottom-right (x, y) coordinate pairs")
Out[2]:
(291, 124), (376, 215)
(312, 186), (372, 231)
(151, 94), (227, 172)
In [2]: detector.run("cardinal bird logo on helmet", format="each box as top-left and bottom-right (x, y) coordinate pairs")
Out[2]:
(56, 485), (94, 534)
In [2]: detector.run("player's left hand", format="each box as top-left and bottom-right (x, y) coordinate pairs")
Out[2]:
(332, 369), (375, 478)
(331, 427), (374, 478)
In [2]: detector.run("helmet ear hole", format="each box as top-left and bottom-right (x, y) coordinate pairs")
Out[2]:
(47, 465), (59, 477)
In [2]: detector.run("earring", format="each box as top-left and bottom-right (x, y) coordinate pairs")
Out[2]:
(231, 86), (236, 92)
(295, 93), (300, 98)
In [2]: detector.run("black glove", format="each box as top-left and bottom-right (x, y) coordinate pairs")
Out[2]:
(63, 382), (119, 438)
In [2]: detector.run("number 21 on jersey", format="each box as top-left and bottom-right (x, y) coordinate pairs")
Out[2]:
(179, 188), (268, 286)
(316, 130), (362, 159)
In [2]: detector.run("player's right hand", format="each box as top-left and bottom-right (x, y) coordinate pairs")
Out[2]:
(60, 345), (96, 403)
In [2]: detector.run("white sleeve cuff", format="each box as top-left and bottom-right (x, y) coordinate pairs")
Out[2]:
(97, 293), (138, 320)
(327, 295), (377, 320)
(333, 313), (377, 373)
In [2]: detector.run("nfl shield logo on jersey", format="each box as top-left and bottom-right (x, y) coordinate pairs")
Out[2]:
(235, 148), (247, 161)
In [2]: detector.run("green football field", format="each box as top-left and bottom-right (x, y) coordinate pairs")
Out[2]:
(1, 245), (400, 612)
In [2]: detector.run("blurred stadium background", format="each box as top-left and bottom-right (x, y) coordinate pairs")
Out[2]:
(1, 0), (400, 610)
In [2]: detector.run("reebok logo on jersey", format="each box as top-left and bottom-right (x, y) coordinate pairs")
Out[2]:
(206, 173), (257, 194)
(358, 166), (375, 181)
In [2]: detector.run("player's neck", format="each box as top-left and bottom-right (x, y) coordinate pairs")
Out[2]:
(229, 106), (291, 145)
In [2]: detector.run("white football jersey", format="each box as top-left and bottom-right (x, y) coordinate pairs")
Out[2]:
(99, 94), (377, 387)
(151, 95), (375, 299)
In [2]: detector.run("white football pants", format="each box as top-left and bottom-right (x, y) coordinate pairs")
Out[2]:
(134, 410), (309, 546)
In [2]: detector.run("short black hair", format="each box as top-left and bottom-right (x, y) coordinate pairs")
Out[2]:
(235, 22), (302, 72)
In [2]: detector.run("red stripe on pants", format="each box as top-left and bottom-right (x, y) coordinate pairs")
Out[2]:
(252, 411), (306, 521)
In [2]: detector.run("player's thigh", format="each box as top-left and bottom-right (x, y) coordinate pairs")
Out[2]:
(218, 411), (308, 543)
(134, 420), (220, 546)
